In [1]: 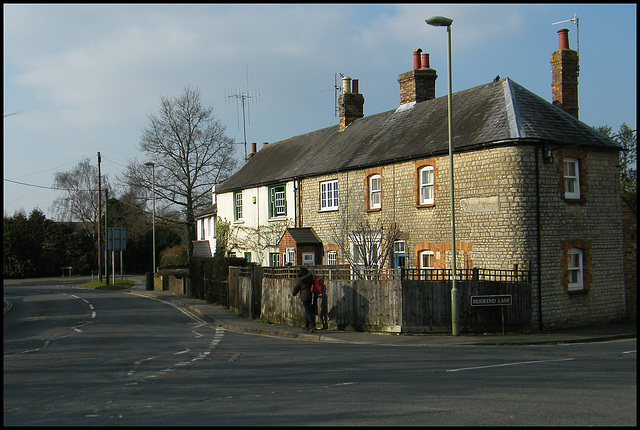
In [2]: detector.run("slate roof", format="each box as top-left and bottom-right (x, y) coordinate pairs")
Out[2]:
(282, 228), (322, 245)
(195, 203), (216, 219)
(217, 78), (620, 193)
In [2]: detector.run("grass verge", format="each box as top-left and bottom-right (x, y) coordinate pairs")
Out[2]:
(81, 280), (135, 290)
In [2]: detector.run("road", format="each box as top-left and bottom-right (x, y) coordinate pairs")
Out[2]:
(4, 279), (637, 426)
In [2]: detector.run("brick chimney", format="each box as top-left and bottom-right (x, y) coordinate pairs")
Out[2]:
(398, 48), (437, 104)
(551, 28), (579, 118)
(339, 76), (364, 131)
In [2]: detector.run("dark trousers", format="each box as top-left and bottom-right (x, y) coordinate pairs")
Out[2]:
(320, 297), (328, 328)
(302, 301), (315, 329)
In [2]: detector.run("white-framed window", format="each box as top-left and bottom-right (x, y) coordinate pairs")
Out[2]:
(283, 247), (295, 265)
(199, 219), (205, 239)
(419, 250), (435, 280)
(320, 180), (339, 211)
(564, 158), (580, 199)
(419, 166), (434, 205)
(326, 251), (337, 265)
(567, 248), (584, 291)
(420, 250), (434, 269)
(393, 240), (406, 268)
(234, 192), (243, 220)
(269, 184), (286, 217)
(369, 174), (381, 209)
(302, 253), (315, 265)
(350, 231), (381, 273)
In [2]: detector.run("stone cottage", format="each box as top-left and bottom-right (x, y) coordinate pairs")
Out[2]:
(214, 29), (626, 329)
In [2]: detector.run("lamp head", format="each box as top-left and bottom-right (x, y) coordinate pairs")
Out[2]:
(426, 16), (453, 27)
(144, 162), (154, 167)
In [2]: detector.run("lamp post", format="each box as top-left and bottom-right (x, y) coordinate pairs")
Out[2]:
(426, 15), (459, 336)
(144, 162), (156, 273)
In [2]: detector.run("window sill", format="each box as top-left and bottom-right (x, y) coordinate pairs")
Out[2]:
(268, 216), (289, 222)
(416, 203), (435, 209)
(366, 208), (382, 213)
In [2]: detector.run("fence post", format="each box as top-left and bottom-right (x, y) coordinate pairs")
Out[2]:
(472, 267), (480, 334)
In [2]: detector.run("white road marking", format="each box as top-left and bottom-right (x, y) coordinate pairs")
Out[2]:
(126, 328), (225, 384)
(446, 357), (575, 373)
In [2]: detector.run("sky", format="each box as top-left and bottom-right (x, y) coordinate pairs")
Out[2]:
(3, 3), (637, 220)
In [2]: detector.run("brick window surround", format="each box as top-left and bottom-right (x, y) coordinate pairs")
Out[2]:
(364, 167), (383, 212)
(414, 158), (438, 208)
(561, 239), (592, 294)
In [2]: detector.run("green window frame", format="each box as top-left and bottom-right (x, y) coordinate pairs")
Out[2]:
(269, 183), (286, 217)
(234, 191), (243, 220)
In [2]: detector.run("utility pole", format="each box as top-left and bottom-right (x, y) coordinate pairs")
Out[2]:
(105, 188), (109, 285)
(97, 152), (102, 284)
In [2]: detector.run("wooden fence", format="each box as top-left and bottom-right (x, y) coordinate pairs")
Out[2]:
(228, 265), (532, 334)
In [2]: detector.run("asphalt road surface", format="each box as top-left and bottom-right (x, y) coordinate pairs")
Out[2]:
(4, 279), (636, 426)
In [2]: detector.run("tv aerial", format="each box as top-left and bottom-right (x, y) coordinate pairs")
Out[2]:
(552, 13), (580, 57)
(321, 72), (344, 117)
(225, 65), (260, 162)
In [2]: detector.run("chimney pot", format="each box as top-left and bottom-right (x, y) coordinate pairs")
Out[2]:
(421, 53), (430, 69)
(251, 142), (257, 154)
(398, 49), (437, 104)
(413, 48), (423, 70)
(339, 76), (364, 130)
(558, 28), (570, 49)
(263, 142), (268, 148)
(342, 76), (352, 94)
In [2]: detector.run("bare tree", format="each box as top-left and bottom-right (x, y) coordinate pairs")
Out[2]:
(232, 219), (293, 264)
(51, 157), (112, 241)
(329, 204), (402, 279)
(122, 86), (238, 257)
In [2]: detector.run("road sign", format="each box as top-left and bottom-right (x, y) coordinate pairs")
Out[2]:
(470, 294), (512, 307)
(107, 227), (126, 251)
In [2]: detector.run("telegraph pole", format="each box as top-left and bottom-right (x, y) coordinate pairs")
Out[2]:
(97, 152), (102, 284)
(105, 188), (109, 285)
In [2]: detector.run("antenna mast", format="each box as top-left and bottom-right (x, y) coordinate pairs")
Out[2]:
(226, 65), (260, 162)
(321, 72), (344, 117)
(552, 13), (580, 57)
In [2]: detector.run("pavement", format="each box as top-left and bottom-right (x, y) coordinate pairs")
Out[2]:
(124, 275), (636, 347)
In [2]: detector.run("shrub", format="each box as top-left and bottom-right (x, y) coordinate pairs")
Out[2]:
(159, 244), (189, 268)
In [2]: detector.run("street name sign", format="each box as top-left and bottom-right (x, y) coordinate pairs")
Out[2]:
(470, 294), (512, 307)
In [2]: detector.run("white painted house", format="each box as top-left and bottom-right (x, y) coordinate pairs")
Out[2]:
(215, 156), (296, 265)
(192, 185), (217, 258)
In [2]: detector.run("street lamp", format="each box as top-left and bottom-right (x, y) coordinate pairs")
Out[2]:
(426, 15), (460, 336)
(144, 162), (156, 273)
